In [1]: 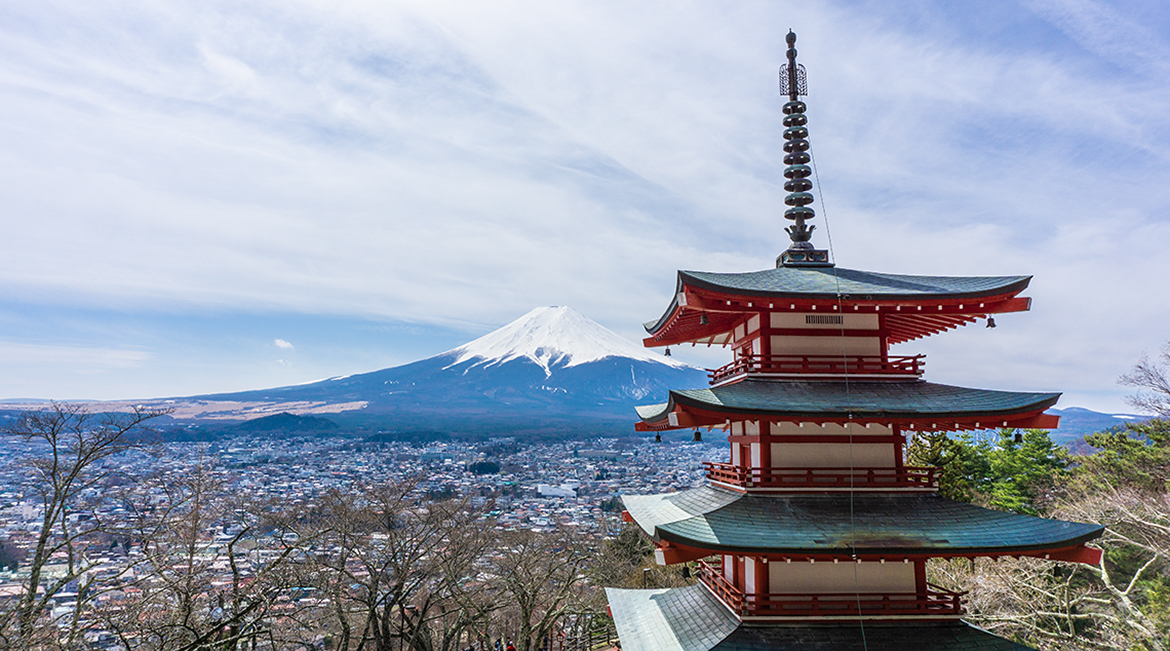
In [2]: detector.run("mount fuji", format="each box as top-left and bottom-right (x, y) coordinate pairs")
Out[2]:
(442, 305), (695, 379)
(182, 307), (709, 436)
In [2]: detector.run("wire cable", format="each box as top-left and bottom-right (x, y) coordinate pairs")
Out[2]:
(809, 142), (869, 650)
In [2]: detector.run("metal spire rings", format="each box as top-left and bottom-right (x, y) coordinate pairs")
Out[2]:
(777, 30), (832, 268)
(781, 31), (813, 248)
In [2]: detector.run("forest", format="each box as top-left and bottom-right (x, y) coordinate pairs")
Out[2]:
(2, 344), (1169, 651)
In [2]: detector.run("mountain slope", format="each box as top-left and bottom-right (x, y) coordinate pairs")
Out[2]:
(445, 306), (692, 376)
(194, 306), (709, 433)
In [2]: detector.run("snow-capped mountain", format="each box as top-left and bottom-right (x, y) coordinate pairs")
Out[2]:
(444, 306), (692, 376)
(189, 306), (709, 435)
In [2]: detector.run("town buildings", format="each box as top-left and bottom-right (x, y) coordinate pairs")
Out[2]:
(0, 432), (710, 645)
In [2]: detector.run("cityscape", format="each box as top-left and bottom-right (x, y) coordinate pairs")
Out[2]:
(0, 426), (723, 646)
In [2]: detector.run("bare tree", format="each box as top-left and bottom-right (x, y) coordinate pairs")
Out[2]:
(1120, 342), (1170, 417)
(487, 528), (593, 651)
(0, 402), (167, 650)
(94, 458), (318, 651)
(297, 480), (495, 651)
(931, 483), (1169, 651)
(587, 522), (691, 592)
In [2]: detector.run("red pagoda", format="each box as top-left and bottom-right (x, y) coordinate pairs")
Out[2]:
(605, 31), (1104, 651)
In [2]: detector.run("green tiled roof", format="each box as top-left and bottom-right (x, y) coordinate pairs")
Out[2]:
(606, 585), (1036, 651)
(681, 267), (1030, 300)
(644, 267), (1031, 333)
(636, 380), (1060, 422)
(606, 585), (739, 651)
(623, 486), (1103, 555)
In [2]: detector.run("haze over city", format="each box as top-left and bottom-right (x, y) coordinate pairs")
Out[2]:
(2, 0), (1168, 413)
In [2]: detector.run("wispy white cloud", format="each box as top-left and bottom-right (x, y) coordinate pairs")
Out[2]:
(0, 342), (149, 368)
(1026, 0), (1170, 74)
(0, 341), (151, 399)
(274, 338), (294, 349)
(0, 0), (1166, 410)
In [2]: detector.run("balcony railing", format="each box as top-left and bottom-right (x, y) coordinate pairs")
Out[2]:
(703, 462), (939, 490)
(697, 560), (964, 619)
(708, 354), (924, 384)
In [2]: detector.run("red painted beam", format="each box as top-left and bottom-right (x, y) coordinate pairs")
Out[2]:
(988, 296), (1031, 313)
(1023, 545), (1103, 565)
(650, 545), (1101, 566)
(764, 328), (889, 337)
(1016, 413), (1061, 429)
(655, 542), (712, 565)
(638, 404), (1060, 433)
(727, 435), (904, 444)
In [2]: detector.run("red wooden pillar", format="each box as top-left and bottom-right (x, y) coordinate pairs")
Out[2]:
(914, 559), (927, 594)
(758, 424), (772, 484)
(893, 424), (905, 469)
(758, 311), (772, 361)
(752, 557), (769, 614)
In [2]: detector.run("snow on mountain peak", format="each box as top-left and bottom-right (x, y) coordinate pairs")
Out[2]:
(444, 306), (692, 376)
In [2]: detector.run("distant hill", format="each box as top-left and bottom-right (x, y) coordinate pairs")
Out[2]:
(1047, 407), (1146, 444)
(234, 412), (339, 433)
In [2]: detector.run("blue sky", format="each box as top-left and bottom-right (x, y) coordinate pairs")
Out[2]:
(1, 0), (1168, 412)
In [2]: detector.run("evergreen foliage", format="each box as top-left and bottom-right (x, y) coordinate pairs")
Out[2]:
(907, 428), (1069, 514)
(0, 538), (19, 570)
(468, 460), (501, 475)
(1078, 419), (1170, 492)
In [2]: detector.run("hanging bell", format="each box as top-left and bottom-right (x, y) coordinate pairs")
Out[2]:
(655, 433), (662, 443)
(986, 317), (997, 328)
(700, 312), (709, 325)
(692, 430), (702, 442)
(664, 347), (671, 357)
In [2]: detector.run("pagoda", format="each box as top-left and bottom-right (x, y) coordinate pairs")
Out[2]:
(605, 32), (1104, 651)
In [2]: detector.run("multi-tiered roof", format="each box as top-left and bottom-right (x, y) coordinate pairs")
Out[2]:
(605, 31), (1103, 651)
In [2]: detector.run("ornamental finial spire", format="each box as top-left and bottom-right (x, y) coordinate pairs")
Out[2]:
(777, 30), (832, 268)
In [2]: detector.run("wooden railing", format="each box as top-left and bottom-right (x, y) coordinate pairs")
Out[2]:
(703, 462), (938, 490)
(697, 560), (964, 618)
(708, 354), (924, 384)
(697, 559), (743, 611)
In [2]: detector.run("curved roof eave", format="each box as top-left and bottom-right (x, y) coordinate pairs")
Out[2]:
(623, 488), (1104, 557)
(643, 267), (1033, 337)
(679, 268), (1032, 301)
(644, 274), (686, 335)
(635, 402), (672, 421)
(634, 380), (1061, 425)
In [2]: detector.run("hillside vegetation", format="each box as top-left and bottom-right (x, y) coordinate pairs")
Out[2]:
(914, 343), (1170, 650)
